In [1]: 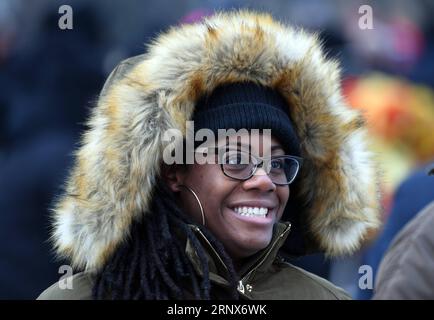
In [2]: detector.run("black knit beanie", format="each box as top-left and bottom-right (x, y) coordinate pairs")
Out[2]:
(192, 82), (301, 155)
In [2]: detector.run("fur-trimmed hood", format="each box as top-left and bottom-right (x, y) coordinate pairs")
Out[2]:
(52, 10), (381, 271)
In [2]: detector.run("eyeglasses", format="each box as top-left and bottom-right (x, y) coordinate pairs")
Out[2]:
(196, 147), (303, 185)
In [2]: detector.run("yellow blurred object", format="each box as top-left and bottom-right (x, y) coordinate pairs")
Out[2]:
(345, 73), (434, 163)
(344, 73), (434, 199)
(370, 138), (413, 194)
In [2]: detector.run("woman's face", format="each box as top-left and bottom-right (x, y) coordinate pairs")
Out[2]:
(169, 133), (290, 261)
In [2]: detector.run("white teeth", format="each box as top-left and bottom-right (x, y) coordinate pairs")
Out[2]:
(233, 206), (269, 217)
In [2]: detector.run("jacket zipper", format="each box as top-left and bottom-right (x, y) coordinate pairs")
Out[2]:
(190, 225), (229, 273)
(190, 222), (291, 296)
(238, 222), (291, 295)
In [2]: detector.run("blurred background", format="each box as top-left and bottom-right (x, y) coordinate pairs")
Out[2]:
(1, 0), (433, 299)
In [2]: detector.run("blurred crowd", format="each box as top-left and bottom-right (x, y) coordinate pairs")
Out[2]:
(1, 0), (434, 299)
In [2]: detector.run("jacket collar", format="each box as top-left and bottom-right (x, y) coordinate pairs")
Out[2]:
(185, 221), (292, 293)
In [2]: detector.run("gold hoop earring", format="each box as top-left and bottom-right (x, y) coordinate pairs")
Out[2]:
(179, 185), (206, 226)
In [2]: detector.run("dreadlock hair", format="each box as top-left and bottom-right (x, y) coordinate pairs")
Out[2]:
(92, 181), (240, 300)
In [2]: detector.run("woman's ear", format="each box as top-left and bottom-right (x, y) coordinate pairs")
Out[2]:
(162, 164), (186, 193)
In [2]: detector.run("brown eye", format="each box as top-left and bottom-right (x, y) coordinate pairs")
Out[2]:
(224, 151), (250, 166)
(270, 158), (284, 170)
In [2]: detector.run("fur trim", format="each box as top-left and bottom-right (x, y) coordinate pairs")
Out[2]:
(52, 10), (381, 270)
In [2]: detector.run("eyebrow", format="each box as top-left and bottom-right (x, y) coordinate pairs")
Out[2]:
(271, 145), (284, 151)
(220, 141), (284, 152)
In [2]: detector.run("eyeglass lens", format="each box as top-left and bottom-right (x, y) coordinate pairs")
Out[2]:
(221, 150), (299, 185)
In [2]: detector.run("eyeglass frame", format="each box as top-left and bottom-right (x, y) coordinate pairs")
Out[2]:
(195, 146), (303, 186)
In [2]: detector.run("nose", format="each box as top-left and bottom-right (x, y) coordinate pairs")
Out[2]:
(242, 167), (276, 192)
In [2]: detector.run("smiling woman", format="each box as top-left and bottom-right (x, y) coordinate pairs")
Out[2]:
(37, 10), (380, 300)
(167, 133), (293, 263)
